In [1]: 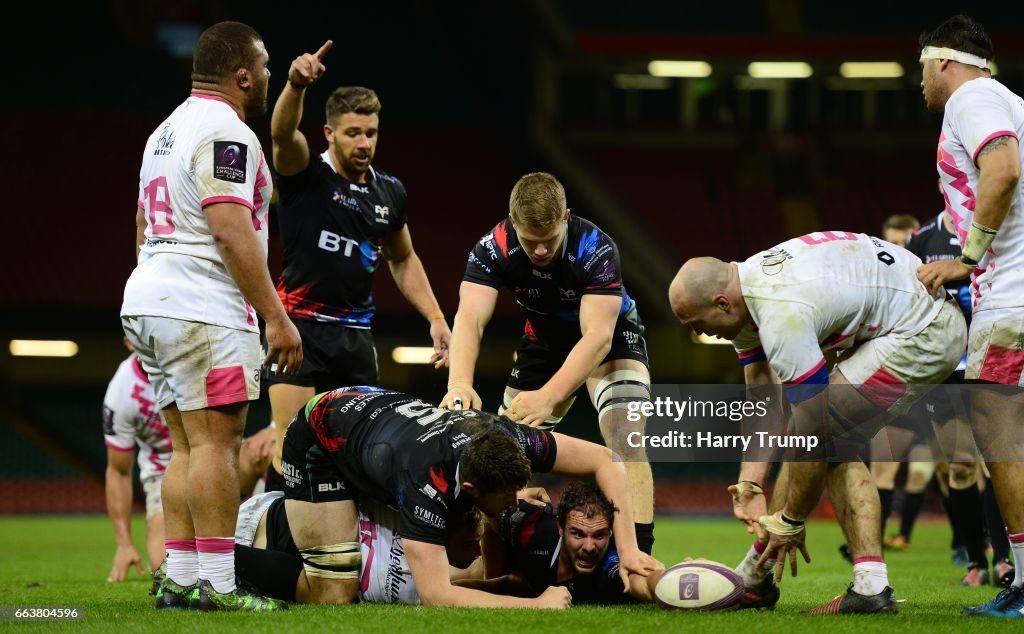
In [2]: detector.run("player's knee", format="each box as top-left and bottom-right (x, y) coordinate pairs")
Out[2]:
(298, 542), (361, 604)
(948, 461), (977, 490)
(906, 461), (934, 493)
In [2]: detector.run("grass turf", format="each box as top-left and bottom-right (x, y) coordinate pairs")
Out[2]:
(0, 514), (1018, 632)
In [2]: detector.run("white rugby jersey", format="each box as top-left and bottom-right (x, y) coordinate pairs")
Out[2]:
(358, 506), (420, 604)
(121, 95), (273, 332)
(938, 77), (1024, 312)
(102, 354), (171, 480)
(733, 232), (944, 386)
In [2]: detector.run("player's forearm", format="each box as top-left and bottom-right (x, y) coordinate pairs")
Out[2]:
(542, 330), (612, 402)
(447, 311), (484, 386)
(453, 575), (535, 597)
(105, 466), (135, 546)
(270, 82), (306, 144)
(974, 165), (1019, 230)
(738, 462), (771, 487)
(419, 582), (535, 607)
(387, 253), (443, 321)
(783, 461), (827, 520)
(213, 223), (289, 324)
(596, 461), (640, 552)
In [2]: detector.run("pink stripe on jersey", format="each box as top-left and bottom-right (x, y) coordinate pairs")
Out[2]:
(195, 536), (235, 554)
(857, 367), (906, 410)
(788, 358), (826, 385)
(137, 199), (145, 210)
(738, 347), (765, 361)
(166, 539), (197, 552)
(972, 130), (1018, 165)
(205, 365), (248, 407)
(105, 440), (135, 452)
(251, 153), (268, 231)
(131, 356), (150, 384)
(359, 515), (378, 593)
(202, 195), (255, 212)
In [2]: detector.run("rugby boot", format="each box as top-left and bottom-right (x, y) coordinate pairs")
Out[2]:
(737, 571), (780, 610)
(962, 585), (1024, 618)
(193, 579), (288, 611)
(154, 577), (198, 610)
(809, 584), (898, 615)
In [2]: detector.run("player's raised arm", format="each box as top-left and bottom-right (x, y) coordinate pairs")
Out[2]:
(442, 281), (498, 410)
(271, 40), (332, 176)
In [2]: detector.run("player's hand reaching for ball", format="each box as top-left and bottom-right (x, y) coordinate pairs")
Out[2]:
(440, 381), (481, 411)
(618, 549), (662, 589)
(288, 40), (332, 88)
(756, 511), (811, 583)
(428, 317), (452, 369)
(533, 585), (572, 609)
(728, 481), (767, 540)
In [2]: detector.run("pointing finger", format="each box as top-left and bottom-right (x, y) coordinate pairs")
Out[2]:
(316, 40), (334, 60)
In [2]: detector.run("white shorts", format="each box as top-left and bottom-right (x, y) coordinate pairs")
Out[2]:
(234, 491), (284, 547)
(357, 506), (420, 605)
(838, 300), (967, 413)
(141, 474), (163, 520)
(967, 308), (1024, 386)
(121, 316), (261, 411)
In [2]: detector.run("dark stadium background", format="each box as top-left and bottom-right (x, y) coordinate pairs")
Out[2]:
(3, 1), (1022, 514)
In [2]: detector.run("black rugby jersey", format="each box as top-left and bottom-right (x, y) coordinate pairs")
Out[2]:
(905, 211), (971, 317)
(499, 500), (635, 604)
(303, 387), (557, 545)
(463, 215), (640, 346)
(275, 153), (407, 326)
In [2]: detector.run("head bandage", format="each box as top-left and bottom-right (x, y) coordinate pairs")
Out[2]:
(919, 46), (990, 71)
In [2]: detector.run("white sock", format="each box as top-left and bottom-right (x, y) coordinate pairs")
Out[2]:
(735, 542), (773, 586)
(1008, 530), (1024, 588)
(165, 542), (198, 587)
(196, 537), (237, 594)
(853, 559), (888, 596)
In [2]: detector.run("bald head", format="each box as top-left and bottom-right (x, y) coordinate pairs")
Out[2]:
(669, 257), (748, 340)
(669, 257), (731, 314)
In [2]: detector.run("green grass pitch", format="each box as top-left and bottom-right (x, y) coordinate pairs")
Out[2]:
(0, 514), (1018, 632)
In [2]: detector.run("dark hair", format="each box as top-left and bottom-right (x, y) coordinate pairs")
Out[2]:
(556, 480), (618, 528)
(326, 87), (381, 124)
(919, 15), (993, 61)
(460, 426), (531, 494)
(192, 21), (263, 83)
(882, 214), (920, 233)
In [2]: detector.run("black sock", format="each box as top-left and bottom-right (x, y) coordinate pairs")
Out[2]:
(234, 544), (302, 602)
(900, 492), (925, 542)
(878, 488), (894, 537)
(940, 490), (961, 549)
(264, 466), (285, 493)
(984, 479), (1010, 563)
(635, 522), (655, 555)
(949, 486), (987, 568)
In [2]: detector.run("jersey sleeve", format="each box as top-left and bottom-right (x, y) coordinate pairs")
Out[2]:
(392, 177), (408, 230)
(463, 224), (508, 289)
(754, 306), (828, 403)
(194, 126), (261, 211)
(579, 231), (623, 296)
(733, 325), (767, 367)
(397, 471), (450, 545)
(102, 377), (137, 453)
(273, 157), (316, 195)
(494, 420), (557, 472)
(949, 82), (1020, 166)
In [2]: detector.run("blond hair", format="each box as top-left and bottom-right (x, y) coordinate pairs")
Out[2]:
(509, 172), (566, 227)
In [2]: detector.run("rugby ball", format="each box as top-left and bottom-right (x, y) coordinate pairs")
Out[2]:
(653, 560), (744, 611)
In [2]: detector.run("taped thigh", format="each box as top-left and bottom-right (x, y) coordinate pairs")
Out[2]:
(300, 542), (361, 580)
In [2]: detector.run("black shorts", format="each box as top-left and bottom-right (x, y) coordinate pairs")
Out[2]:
(507, 317), (649, 392)
(924, 369), (966, 423)
(265, 497), (299, 556)
(280, 407), (356, 504)
(264, 319), (378, 391)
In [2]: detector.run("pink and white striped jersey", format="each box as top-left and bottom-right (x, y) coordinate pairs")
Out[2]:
(938, 77), (1024, 312)
(102, 354), (171, 481)
(121, 95), (273, 332)
(733, 232), (945, 385)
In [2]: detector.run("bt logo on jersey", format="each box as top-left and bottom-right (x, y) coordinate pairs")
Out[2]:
(319, 230), (362, 255)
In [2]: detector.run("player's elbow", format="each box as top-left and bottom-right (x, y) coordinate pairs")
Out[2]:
(417, 584), (455, 607)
